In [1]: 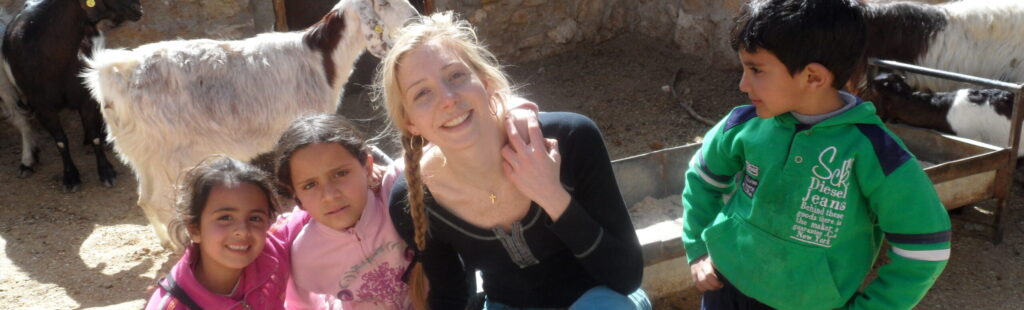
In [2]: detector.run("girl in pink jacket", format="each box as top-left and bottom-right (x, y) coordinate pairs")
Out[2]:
(146, 156), (309, 310)
(273, 114), (411, 309)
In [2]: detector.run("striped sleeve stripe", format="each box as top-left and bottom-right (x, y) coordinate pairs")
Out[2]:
(885, 230), (951, 244)
(696, 152), (731, 189)
(576, 228), (604, 258)
(891, 246), (950, 261)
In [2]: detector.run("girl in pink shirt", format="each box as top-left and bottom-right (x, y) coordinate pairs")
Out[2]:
(147, 156), (308, 310)
(273, 114), (411, 309)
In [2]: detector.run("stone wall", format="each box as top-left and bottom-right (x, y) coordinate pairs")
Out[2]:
(437, 0), (953, 66)
(434, 0), (743, 66)
(0, 0), (953, 66)
(0, 0), (275, 49)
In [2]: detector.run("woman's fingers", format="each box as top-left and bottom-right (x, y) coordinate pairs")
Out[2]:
(545, 138), (560, 164)
(506, 108), (535, 144)
(506, 116), (530, 154)
(526, 117), (545, 153)
(501, 145), (520, 171)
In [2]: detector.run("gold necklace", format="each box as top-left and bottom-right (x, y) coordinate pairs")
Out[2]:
(482, 180), (505, 205)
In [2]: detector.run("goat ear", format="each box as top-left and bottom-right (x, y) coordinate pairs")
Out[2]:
(79, 0), (107, 22)
(357, 1), (388, 58)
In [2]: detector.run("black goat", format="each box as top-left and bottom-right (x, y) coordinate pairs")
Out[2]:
(2, 0), (142, 192)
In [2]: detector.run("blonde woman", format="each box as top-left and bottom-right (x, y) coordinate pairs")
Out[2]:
(376, 12), (650, 310)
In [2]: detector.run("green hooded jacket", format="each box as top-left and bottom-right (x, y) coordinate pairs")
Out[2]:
(683, 97), (951, 310)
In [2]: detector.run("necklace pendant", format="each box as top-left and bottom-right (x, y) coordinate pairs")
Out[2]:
(489, 193), (497, 204)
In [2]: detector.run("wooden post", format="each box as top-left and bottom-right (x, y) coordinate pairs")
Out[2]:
(273, 0), (289, 31)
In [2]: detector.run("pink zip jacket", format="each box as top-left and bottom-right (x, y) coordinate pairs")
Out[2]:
(146, 210), (311, 310)
(286, 164), (413, 310)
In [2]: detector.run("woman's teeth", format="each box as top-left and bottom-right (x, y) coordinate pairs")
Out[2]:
(442, 113), (470, 128)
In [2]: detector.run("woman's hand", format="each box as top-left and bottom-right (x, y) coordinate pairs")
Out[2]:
(501, 116), (571, 221)
(505, 98), (539, 144)
(369, 163), (387, 192)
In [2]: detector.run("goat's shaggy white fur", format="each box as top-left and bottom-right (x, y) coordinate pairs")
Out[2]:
(910, 0), (1024, 91)
(82, 0), (417, 249)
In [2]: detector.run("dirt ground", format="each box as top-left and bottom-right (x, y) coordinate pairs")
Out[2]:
(1, 34), (1022, 309)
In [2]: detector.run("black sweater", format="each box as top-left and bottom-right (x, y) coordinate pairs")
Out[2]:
(389, 112), (644, 309)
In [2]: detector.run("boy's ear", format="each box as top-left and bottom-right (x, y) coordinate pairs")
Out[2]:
(803, 63), (835, 90)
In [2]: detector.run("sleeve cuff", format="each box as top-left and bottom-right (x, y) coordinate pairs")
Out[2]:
(685, 242), (708, 265)
(547, 197), (604, 257)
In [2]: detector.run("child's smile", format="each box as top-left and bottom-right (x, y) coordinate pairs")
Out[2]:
(189, 182), (271, 288)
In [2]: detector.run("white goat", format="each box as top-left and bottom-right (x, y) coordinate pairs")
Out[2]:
(862, 0), (1024, 92)
(913, 0), (1024, 91)
(82, 0), (417, 249)
(0, 8), (37, 178)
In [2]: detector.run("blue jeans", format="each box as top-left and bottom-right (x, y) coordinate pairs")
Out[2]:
(484, 286), (652, 310)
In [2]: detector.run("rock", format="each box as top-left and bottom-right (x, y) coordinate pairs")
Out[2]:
(470, 9), (488, 24)
(518, 33), (547, 49)
(547, 19), (578, 44)
(512, 9), (530, 24)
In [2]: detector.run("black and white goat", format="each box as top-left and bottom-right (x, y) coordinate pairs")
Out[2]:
(283, 0), (427, 98)
(0, 8), (37, 178)
(82, 0), (417, 249)
(3, 0), (142, 191)
(871, 72), (1022, 156)
(857, 0), (1024, 93)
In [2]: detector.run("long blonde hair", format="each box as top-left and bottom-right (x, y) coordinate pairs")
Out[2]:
(373, 11), (514, 310)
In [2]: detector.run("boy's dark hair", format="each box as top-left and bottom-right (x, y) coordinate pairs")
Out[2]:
(273, 114), (369, 198)
(170, 155), (282, 248)
(730, 0), (867, 89)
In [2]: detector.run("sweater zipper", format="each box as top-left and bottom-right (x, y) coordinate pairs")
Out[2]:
(237, 266), (274, 310)
(354, 231), (370, 260)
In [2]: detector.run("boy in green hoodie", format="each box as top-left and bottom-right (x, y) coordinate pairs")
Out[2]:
(682, 0), (951, 309)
